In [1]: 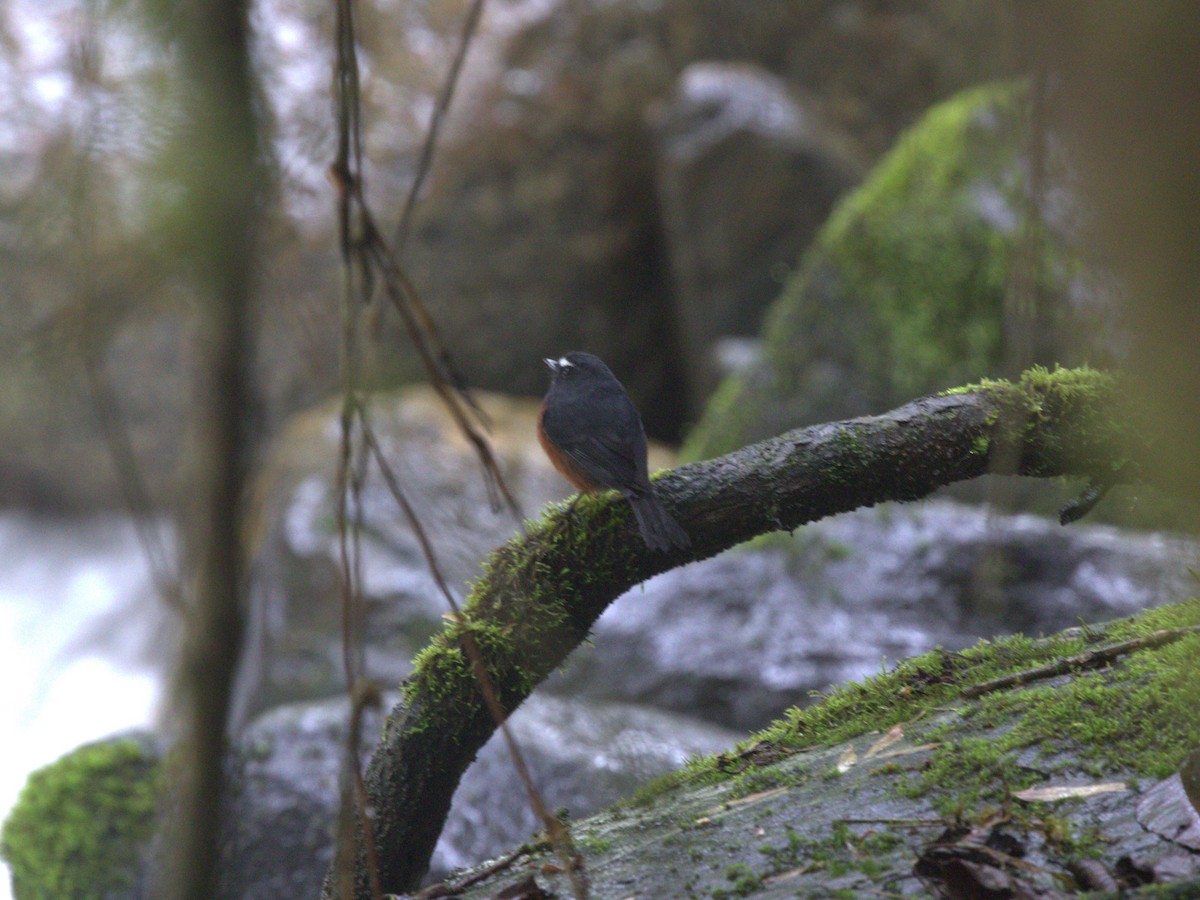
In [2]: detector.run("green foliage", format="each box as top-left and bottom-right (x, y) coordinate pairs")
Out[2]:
(1, 736), (160, 899)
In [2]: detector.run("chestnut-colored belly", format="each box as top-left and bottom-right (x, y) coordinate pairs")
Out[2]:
(537, 403), (600, 493)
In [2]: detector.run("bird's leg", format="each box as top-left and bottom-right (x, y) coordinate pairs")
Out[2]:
(555, 492), (588, 542)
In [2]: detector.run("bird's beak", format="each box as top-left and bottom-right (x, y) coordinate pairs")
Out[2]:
(544, 358), (559, 373)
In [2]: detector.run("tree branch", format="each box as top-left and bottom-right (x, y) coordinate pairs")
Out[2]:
(327, 366), (1143, 896)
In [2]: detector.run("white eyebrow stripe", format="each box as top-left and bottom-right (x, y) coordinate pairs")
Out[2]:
(558, 357), (573, 368)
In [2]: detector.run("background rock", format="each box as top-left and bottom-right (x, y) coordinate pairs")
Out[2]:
(391, 0), (1016, 440)
(430, 693), (738, 878)
(651, 62), (867, 415)
(1, 1), (1017, 510)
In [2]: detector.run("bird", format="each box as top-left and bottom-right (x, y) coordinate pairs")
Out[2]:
(537, 351), (690, 552)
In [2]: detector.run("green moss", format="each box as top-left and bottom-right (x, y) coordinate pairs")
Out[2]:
(657, 598), (1200, 816)
(403, 509), (598, 710)
(1002, 603), (1200, 778)
(936, 365), (1128, 485)
(895, 735), (1040, 814)
(823, 427), (871, 486)
(403, 485), (650, 727)
(578, 834), (612, 855)
(782, 82), (1027, 399)
(1, 736), (160, 899)
(753, 820), (908, 887)
(403, 609), (545, 716)
(726, 766), (805, 800)
(939, 365), (1113, 407)
(711, 862), (761, 897)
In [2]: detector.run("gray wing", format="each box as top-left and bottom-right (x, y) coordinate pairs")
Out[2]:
(542, 393), (649, 492)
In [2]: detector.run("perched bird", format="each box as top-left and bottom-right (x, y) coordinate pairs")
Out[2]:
(538, 351), (690, 552)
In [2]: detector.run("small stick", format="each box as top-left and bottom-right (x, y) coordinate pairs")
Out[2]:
(835, 818), (946, 827)
(416, 842), (539, 898)
(961, 625), (1200, 699)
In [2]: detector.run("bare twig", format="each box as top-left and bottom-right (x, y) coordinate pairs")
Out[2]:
(961, 625), (1200, 699)
(362, 217), (521, 518)
(81, 349), (184, 611)
(415, 841), (539, 899)
(392, 0), (485, 255)
(383, 0), (499, 459)
(326, 1), (577, 896)
(330, 0), (382, 895)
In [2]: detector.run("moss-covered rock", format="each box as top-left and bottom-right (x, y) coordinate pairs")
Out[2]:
(447, 598), (1200, 898)
(685, 81), (1116, 461)
(1, 734), (161, 899)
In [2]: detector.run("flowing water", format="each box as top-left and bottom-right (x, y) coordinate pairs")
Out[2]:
(0, 514), (174, 900)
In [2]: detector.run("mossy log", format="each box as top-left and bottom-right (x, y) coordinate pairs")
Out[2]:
(325, 366), (1146, 897)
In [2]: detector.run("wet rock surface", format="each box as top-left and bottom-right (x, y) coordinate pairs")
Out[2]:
(142, 694), (743, 896)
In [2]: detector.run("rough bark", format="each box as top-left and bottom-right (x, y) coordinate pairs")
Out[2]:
(325, 366), (1144, 897)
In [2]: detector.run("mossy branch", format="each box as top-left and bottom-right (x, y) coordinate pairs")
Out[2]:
(328, 365), (1145, 896)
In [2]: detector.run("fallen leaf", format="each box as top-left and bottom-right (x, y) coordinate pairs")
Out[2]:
(872, 741), (940, 762)
(836, 746), (858, 773)
(864, 725), (905, 759)
(915, 823), (1069, 900)
(724, 786), (788, 809)
(1013, 782), (1126, 802)
(762, 866), (807, 885)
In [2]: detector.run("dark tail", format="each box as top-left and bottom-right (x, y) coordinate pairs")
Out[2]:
(626, 490), (690, 552)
